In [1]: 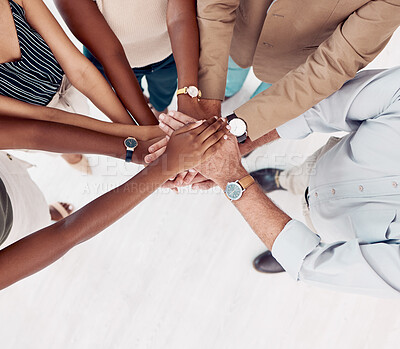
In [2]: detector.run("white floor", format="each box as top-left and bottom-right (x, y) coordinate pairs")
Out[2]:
(1, 3), (400, 349)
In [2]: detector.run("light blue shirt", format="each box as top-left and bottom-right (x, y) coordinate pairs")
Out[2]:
(272, 66), (400, 298)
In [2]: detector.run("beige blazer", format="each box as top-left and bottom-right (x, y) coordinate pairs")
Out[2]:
(197, 0), (400, 140)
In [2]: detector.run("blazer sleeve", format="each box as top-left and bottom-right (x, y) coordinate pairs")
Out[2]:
(235, 0), (400, 140)
(197, 0), (240, 100)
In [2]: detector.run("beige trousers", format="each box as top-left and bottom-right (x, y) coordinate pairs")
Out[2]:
(278, 137), (342, 231)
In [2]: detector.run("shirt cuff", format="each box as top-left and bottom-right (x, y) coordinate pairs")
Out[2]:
(276, 115), (312, 139)
(272, 220), (320, 280)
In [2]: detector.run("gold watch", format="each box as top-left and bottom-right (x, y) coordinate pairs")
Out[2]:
(176, 86), (202, 100)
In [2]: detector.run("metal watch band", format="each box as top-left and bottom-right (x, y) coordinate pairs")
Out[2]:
(237, 175), (255, 190)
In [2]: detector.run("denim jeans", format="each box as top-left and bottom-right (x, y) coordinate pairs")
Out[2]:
(83, 48), (178, 111)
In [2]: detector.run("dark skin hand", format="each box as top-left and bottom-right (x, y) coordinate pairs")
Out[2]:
(0, 117), (229, 290)
(54, 0), (157, 125)
(0, 117), (164, 165)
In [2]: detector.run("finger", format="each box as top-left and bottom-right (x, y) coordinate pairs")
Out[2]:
(144, 146), (166, 163)
(192, 180), (217, 191)
(201, 138), (226, 162)
(162, 180), (177, 189)
(172, 171), (189, 187)
(159, 121), (175, 137)
(168, 110), (197, 124)
(201, 129), (228, 154)
(198, 117), (227, 143)
(173, 120), (205, 135)
(175, 116), (218, 137)
(148, 136), (169, 153)
(159, 112), (186, 131)
(182, 169), (198, 185)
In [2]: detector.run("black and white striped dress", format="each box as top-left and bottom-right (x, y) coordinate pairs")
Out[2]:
(0, 0), (64, 106)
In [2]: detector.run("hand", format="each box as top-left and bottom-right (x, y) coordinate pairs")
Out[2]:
(177, 95), (208, 120)
(196, 132), (242, 184)
(132, 136), (168, 165)
(199, 99), (222, 118)
(160, 117), (230, 176)
(158, 111), (196, 136)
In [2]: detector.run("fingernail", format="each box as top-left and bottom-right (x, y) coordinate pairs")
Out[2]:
(188, 169), (196, 173)
(159, 114), (165, 120)
(196, 120), (203, 124)
(226, 125), (231, 130)
(223, 135), (228, 140)
(148, 147), (153, 152)
(166, 135), (170, 140)
(159, 122), (165, 127)
(214, 116), (218, 120)
(168, 111), (175, 116)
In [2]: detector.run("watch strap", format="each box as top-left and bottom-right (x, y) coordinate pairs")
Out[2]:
(176, 87), (187, 96)
(226, 113), (237, 122)
(125, 149), (133, 163)
(237, 175), (255, 190)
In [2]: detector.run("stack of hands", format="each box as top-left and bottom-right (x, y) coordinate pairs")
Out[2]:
(142, 111), (244, 191)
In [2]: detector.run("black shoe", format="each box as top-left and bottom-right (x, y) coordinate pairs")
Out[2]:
(250, 168), (285, 193)
(253, 250), (285, 274)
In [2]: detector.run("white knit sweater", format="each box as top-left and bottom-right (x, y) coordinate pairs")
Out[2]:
(95, 0), (172, 68)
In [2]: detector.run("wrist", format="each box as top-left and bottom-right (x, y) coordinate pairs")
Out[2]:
(213, 164), (249, 188)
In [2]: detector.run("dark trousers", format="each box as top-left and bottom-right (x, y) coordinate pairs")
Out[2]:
(83, 48), (177, 111)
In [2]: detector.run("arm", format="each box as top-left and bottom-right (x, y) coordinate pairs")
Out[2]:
(54, 0), (157, 125)
(21, 0), (133, 124)
(167, 0), (203, 119)
(235, 0), (400, 140)
(203, 140), (400, 298)
(0, 94), (164, 140)
(0, 116), (169, 165)
(196, 0), (240, 117)
(0, 117), (229, 290)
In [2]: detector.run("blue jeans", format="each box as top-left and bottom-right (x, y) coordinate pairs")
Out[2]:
(83, 48), (178, 111)
(225, 57), (272, 99)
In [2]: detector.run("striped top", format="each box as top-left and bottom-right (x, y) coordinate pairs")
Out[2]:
(0, 0), (64, 106)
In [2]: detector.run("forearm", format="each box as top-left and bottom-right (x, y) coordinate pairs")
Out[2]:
(239, 129), (280, 156)
(0, 95), (163, 140)
(72, 62), (134, 124)
(197, 0), (240, 100)
(0, 160), (169, 290)
(0, 117), (126, 159)
(101, 54), (158, 125)
(214, 165), (291, 250)
(55, 0), (156, 125)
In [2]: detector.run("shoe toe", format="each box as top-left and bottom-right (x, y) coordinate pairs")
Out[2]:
(253, 250), (285, 273)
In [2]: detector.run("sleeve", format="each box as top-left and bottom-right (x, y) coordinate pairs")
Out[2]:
(197, 0), (240, 100)
(235, 0), (400, 140)
(272, 220), (400, 298)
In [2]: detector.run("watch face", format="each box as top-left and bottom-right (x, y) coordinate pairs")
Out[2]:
(225, 182), (243, 201)
(187, 86), (199, 98)
(124, 137), (138, 149)
(229, 118), (247, 137)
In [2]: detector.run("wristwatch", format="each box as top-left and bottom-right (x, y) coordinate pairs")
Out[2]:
(226, 113), (247, 143)
(124, 137), (138, 163)
(176, 86), (202, 100)
(225, 174), (255, 201)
